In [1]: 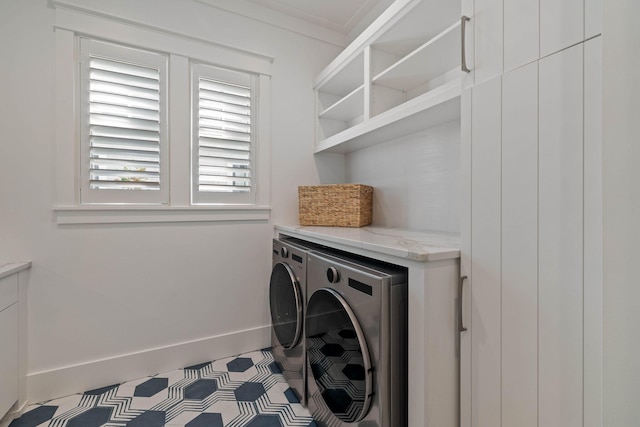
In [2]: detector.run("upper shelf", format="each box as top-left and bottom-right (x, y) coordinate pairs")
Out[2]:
(372, 20), (461, 92)
(313, 0), (463, 154)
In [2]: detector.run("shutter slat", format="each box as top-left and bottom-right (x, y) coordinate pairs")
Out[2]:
(87, 53), (162, 192)
(199, 156), (249, 169)
(91, 103), (160, 122)
(199, 166), (250, 178)
(90, 181), (159, 191)
(90, 125), (160, 142)
(90, 137), (159, 153)
(200, 80), (250, 98)
(200, 99), (250, 116)
(91, 81), (159, 101)
(198, 184), (250, 193)
(199, 146), (250, 161)
(198, 117), (250, 134)
(90, 158), (160, 173)
(199, 127), (250, 143)
(90, 57), (159, 80)
(91, 92), (159, 112)
(199, 137), (250, 152)
(199, 90), (250, 107)
(200, 108), (251, 125)
(90, 69), (159, 91)
(90, 114), (160, 132)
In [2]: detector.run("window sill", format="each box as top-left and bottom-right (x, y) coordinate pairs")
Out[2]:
(54, 205), (271, 225)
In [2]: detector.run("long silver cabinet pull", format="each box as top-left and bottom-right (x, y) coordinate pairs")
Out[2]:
(458, 275), (468, 332)
(461, 16), (471, 73)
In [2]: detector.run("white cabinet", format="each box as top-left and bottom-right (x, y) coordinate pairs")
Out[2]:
(538, 43), (584, 427)
(0, 305), (19, 419)
(0, 274), (19, 419)
(504, 0), (539, 72)
(473, 0), (503, 84)
(469, 76), (502, 427)
(462, 0), (604, 424)
(0, 263), (30, 421)
(501, 61), (539, 427)
(314, 0), (462, 154)
(540, 0), (584, 57)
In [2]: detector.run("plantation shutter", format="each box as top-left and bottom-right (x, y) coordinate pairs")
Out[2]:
(80, 39), (168, 204)
(192, 63), (257, 204)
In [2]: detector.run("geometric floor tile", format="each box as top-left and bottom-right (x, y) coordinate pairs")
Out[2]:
(7, 349), (316, 427)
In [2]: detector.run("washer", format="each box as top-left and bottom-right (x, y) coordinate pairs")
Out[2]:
(305, 250), (408, 427)
(270, 237), (318, 405)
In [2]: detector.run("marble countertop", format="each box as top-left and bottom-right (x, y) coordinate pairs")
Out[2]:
(275, 225), (460, 262)
(0, 262), (32, 280)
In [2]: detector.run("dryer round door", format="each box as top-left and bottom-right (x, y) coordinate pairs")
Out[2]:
(306, 287), (373, 423)
(269, 262), (303, 349)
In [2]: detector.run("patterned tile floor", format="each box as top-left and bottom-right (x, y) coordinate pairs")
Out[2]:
(5, 349), (316, 427)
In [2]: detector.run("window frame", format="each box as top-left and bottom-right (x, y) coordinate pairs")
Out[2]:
(52, 5), (272, 224)
(191, 62), (258, 205)
(79, 38), (170, 205)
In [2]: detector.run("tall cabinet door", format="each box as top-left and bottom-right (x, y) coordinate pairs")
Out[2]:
(504, 0), (539, 71)
(540, 0), (584, 56)
(538, 43), (584, 427)
(469, 76), (502, 427)
(473, 0), (503, 84)
(501, 61), (539, 427)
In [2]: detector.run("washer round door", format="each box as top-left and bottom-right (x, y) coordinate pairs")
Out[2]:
(269, 262), (303, 349)
(306, 287), (373, 423)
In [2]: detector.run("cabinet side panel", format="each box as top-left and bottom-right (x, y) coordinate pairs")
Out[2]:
(540, 0), (584, 57)
(0, 304), (19, 418)
(583, 36), (603, 427)
(538, 44), (584, 427)
(504, 0), (539, 71)
(470, 77), (502, 427)
(501, 61), (539, 427)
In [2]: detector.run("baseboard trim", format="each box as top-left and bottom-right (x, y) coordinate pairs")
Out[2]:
(27, 325), (271, 404)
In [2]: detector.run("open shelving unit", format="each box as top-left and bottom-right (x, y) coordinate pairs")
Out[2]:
(314, 0), (463, 154)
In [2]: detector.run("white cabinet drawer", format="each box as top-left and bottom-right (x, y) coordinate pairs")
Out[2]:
(0, 274), (18, 312)
(0, 303), (19, 418)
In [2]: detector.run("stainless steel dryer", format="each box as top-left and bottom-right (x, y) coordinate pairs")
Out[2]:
(270, 238), (317, 405)
(305, 250), (408, 427)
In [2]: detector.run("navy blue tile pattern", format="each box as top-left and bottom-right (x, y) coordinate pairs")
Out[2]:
(8, 349), (315, 427)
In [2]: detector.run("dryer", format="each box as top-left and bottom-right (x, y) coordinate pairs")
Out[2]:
(270, 238), (317, 405)
(305, 250), (408, 427)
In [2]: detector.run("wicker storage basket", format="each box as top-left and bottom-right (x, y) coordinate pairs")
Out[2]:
(298, 184), (373, 227)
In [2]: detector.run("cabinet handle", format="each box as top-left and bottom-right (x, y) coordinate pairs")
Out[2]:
(461, 16), (471, 73)
(459, 275), (468, 332)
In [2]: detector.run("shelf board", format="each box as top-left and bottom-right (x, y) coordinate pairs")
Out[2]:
(373, 20), (461, 92)
(314, 80), (461, 154)
(316, 51), (364, 96)
(318, 85), (365, 121)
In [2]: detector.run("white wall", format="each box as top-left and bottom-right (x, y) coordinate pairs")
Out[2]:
(0, 0), (339, 401)
(603, 0), (640, 424)
(346, 120), (461, 233)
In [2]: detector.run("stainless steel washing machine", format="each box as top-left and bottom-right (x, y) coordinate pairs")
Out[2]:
(305, 250), (408, 427)
(270, 238), (318, 405)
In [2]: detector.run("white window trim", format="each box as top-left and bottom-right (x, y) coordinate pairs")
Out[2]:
(52, 3), (272, 224)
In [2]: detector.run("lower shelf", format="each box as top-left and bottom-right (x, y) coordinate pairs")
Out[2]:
(314, 80), (461, 154)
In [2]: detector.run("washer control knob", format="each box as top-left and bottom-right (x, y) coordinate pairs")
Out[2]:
(326, 267), (340, 283)
(280, 247), (289, 258)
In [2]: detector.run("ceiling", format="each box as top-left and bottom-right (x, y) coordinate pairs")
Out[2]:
(196, 0), (396, 47)
(248, 0), (392, 35)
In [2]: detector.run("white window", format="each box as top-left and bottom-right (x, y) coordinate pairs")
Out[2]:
(53, 6), (272, 224)
(192, 63), (257, 205)
(79, 38), (169, 205)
